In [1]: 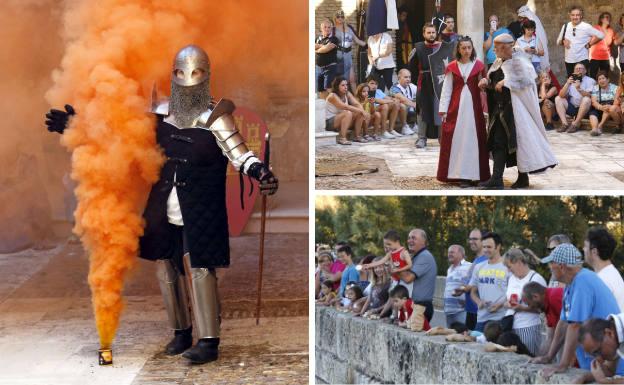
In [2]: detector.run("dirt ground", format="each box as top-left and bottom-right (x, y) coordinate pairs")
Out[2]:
(316, 147), (459, 190)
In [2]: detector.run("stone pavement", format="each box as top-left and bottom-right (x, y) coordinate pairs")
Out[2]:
(316, 128), (624, 190)
(0, 234), (307, 385)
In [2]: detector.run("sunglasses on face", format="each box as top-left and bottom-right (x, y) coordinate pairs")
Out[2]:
(336, 15), (345, 19)
(467, 237), (480, 241)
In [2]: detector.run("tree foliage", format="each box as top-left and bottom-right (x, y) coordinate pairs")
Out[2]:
(315, 196), (624, 278)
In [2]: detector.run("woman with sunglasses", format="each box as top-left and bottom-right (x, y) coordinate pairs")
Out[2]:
(333, 10), (366, 93)
(589, 12), (615, 79)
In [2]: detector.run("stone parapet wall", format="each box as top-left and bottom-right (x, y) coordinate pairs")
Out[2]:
(315, 306), (585, 384)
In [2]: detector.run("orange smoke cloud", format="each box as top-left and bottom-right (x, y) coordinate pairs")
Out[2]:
(46, 0), (306, 348)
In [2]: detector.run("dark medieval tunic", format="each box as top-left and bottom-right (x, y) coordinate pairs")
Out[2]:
(409, 42), (441, 138)
(139, 115), (230, 269)
(486, 64), (517, 167)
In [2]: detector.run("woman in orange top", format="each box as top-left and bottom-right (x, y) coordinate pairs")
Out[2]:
(589, 12), (615, 79)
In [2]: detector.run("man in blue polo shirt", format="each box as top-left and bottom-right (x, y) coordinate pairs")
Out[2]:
(532, 243), (620, 380)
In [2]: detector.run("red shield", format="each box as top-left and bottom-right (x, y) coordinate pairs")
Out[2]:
(226, 107), (267, 236)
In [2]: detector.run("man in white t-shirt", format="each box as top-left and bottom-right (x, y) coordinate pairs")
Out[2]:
(556, 5), (605, 77)
(584, 227), (624, 312)
(389, 68), (418, 136)
(444, 244), (472, 327)
(554, 62), (595, 133)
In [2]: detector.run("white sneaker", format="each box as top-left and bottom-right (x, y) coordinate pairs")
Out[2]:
(401, 124), (415, 135)
(390, 130), (403, 137)
(382, 131), (396, 139)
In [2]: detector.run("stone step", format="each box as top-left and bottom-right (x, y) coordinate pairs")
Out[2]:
(243, 181), (308, 234)
(315, 131), (339, 147)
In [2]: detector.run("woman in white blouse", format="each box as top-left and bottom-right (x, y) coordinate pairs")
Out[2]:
(503, 248), (547, 357)
(367, 32), (396, 92)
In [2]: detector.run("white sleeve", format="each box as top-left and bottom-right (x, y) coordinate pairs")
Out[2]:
(438, 72), (453, 114)
(591, 25), (605, 39)
(503, 52), (537, 91)
(231, 151), (261, 173)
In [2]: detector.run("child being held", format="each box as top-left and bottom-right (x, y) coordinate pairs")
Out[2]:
(316, 280), (337, 306)
(362, 230), (412, 293)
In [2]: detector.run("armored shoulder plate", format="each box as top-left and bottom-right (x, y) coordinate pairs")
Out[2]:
(202, 98), (252, 165)
(151, 100), (170, 116)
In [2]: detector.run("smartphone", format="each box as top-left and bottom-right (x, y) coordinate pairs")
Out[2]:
(490, 20), (497, 30)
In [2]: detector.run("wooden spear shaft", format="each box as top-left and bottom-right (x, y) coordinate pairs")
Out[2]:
(255, 133), (270, 325)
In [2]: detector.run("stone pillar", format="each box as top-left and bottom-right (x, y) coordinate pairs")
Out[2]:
(457, 0), (484, 61)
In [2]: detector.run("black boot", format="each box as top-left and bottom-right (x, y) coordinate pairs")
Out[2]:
(479, 150), (506, 190)
(511, 172), (529, 189)
(165, 327), (193, 355)
(182, 337), (219, 364)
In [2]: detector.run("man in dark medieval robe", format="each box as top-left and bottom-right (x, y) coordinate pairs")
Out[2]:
(409, 23), (444, 148)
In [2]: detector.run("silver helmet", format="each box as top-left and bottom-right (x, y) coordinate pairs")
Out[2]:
(169, 45), (212, 127)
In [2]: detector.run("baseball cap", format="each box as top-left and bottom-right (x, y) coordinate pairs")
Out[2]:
(335, 10), (345, 17)
(541, 243), (582, 265)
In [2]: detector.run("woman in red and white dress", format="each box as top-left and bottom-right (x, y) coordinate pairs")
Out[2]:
(437, 36), (490, 187)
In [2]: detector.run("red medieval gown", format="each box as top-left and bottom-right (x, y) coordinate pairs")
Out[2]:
(437, 59), (490, 183)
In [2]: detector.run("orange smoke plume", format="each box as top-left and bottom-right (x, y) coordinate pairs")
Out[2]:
(46, 0), (306, 349)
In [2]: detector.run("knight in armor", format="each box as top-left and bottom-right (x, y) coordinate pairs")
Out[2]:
(45, 45), (278, 363)
(408, 23), (449, 148)
(478, 34), (557, 189)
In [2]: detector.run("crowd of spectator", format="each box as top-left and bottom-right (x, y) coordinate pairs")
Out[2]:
(316, 4), (624, 145)
(315, 226), (624, 383)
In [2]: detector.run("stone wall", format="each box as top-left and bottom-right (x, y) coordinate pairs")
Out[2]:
(315, 306), (586, 384)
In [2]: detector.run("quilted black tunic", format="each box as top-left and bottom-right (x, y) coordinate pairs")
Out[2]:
(139, 115), (230, 268)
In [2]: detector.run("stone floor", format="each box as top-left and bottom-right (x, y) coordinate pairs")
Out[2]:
(0, 234), (308, 385)
(316, 127), (624, 190)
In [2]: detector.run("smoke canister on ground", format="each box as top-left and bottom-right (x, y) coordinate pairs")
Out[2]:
(98, 348), (112, 365)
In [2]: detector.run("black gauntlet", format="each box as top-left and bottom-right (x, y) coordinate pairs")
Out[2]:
(247, 162), (278, 195)
(45, 104), (75, 134)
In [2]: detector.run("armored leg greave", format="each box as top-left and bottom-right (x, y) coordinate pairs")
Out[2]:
(156, 259), (192, 331)
(183, 253), (221, 339)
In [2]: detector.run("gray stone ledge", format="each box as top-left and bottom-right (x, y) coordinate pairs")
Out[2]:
(316, 306), (586, 384)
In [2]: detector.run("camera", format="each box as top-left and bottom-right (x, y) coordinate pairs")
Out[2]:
(571, 74), (582, 82)
(368, 90), (376, 98)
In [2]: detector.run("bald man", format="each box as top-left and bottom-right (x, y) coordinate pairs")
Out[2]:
(389, 68), (418, 135)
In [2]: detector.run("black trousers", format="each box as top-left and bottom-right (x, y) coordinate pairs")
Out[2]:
(372, 67), (395, 92)
(466, 312), (478, 330)
(415, 300), (434, 322)
(589, 59), (610, 79)
(565, 59), (590, 78)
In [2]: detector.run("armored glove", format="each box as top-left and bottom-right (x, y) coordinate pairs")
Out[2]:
(45, 104), (75, 134)
(247, 162), (278, 195)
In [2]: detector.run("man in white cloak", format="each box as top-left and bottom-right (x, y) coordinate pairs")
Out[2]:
(478, 33), (557, 189)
